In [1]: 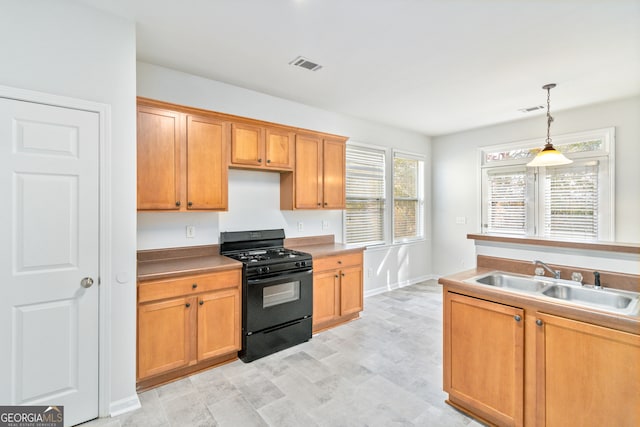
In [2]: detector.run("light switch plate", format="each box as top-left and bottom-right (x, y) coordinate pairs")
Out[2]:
(186, 225), (196, 238)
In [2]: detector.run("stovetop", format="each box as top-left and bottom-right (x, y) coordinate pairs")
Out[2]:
(225, 248), (311, 265)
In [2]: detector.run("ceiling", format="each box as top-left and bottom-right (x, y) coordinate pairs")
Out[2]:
(78, 0), (640, 136)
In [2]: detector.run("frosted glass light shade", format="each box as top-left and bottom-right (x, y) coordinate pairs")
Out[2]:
(526, 146), (573, 167)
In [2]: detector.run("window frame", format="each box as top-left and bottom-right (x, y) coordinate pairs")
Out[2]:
(392, 150), (425, 243)
(479, 127), (615, 241)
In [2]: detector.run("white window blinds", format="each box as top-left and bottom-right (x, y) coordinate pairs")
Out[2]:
(543, 162), (599, 240)
(393, 153), (424, 241)
(345, 145), (385, 245)
(486, 169), (527, 235)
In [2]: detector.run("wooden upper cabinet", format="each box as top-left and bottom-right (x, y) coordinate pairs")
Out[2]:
(137, 106), (181, 210)
(230, 123), (264, 167)
(322, 138), (346, 209)
(294, 134), (323, 209)
(136, 99), (229, 211)
(281, 134), (347, 210)
(186, 115), (228, 210)
(230, 123), (294, 171)
(264, 127), (294, 169)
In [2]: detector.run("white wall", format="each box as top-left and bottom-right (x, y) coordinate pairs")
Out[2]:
(431, 96), (640, 276)
(0, 0), (138, 415)
(137, 62), (433, 294)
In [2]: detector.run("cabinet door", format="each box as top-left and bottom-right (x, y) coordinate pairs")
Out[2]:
(138, 296), (194, 379)
(231, 123), (264, 166)
(295, 134), (323, 209)
(313, 271), (339, 326)
(197, 288), (241, 361)
(444, 292), (524, 427)
(340, 265), (363, 316)
(536, 313), (640, 427)
(137, 106), (181, 210)
(186, 115), (228, 210)
(265, 128), (294, 170)
(322, 138), (346, 209)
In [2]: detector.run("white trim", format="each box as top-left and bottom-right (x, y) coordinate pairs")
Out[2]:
(364, 273), (437, 298)
(109, 394), (142, 417)
(0, 85), (117, 419)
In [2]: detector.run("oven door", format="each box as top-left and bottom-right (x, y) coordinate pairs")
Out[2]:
(245, 269), (313, 334)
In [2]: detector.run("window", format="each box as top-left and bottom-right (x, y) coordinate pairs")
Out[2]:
(480, 128), (614, 240)
(345, 145), (385, 245)
(393, 151), (424, 242)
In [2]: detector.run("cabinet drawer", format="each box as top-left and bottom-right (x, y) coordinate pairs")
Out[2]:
(314, 252), (362, 272)
(139, 269), (241, 303)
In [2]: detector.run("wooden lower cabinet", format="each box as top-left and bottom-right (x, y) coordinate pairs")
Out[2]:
(444, 291), (524, 427)
(137, 269), (241, 389)
(443, 288), (640, 427)
(536, 313), (640, 427)
(138, 296), (194, 379)
(312, 251), (363, 332)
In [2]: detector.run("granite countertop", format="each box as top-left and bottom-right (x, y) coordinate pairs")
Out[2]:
(439, 268), (640, 335)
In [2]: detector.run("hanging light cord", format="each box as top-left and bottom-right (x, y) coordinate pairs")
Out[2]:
(544, 83), (555, 148)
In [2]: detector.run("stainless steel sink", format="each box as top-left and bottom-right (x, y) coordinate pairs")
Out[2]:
(465, 271), (640, 316)
(475, 273), (548, 292)
(542, 285), (636, 311)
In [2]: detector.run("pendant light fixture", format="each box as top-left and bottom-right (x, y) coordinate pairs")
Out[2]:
(526, 83), (573, 167)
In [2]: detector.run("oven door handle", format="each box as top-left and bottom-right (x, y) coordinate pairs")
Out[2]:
(247, 269), (313, 285)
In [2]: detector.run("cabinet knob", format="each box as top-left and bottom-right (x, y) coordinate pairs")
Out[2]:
(258, 158), (262, 163)
(335, 274), (339, 278)
(199, 300), (204, 306)
(185, 303), (191, 308)
(324, 202), (328, 206)
(536, 319), (543, 326)
(267, 159), (271, 163)
(338, 260), (342, 264)
(188, 201), (193, 207)
(317, 203), (321, 206)
(514, 315), (522, 322)
(341, 273), (345, 277)
(175, 201), (181, 207)
(192, 283), (197, 289)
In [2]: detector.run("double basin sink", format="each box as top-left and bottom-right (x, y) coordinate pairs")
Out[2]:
(465, 271), (640, 316)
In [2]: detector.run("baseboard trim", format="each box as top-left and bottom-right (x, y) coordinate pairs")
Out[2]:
(364, 274), (438, 298)
(109, 394), (141, 417)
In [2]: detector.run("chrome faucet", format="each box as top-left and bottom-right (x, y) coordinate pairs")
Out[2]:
(533, 260), (561, 279)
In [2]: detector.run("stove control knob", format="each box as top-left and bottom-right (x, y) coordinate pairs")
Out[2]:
(257, 266), (270, 274)
(296, 261), (308, 268)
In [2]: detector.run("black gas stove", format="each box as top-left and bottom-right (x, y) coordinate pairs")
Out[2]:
(220, 229), (313, 362)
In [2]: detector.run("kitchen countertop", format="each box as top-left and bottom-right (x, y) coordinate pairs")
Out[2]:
(439, 268), (640, 335)
(137, 237), (365, 282)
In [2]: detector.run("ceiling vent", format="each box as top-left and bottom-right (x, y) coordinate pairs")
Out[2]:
(518, 105), (545, 113)
(289, 56), (323, 71)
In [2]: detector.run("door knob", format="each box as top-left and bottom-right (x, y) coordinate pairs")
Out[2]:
(80, 277), (94, 288)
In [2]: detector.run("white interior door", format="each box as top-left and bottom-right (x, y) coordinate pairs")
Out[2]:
(0, 97), (99, 426)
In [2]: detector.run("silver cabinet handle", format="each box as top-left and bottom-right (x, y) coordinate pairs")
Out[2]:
(80, 277), (94, 288)
(536, 319), (543, 326)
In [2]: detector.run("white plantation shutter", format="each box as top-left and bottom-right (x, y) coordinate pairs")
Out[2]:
(544, 162), (599, 240)
(345, 145), (385, 245)
(393, 152), (424, 241)
(486, 169), (527, 235)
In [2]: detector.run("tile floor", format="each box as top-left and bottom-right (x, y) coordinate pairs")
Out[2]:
(82, 280), (483, 426)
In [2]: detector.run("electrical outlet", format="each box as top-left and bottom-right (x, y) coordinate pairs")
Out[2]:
(322, 220), (329, 230)
(455, 216), (467, 225)
(186, 225), (196, 238)
(297, 221), (304, 232)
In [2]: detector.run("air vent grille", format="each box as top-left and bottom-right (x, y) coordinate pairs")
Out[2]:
(518, 105), (545, 113)
(289, 56), (323, 71)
